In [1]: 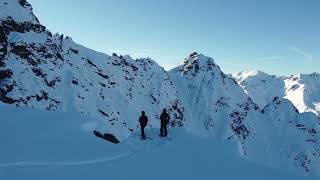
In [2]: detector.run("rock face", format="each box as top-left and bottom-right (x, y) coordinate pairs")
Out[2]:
(0, 0), (320, 177)
(233, 71), (320, 116)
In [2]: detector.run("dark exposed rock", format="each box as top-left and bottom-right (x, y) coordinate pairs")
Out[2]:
(36, 91), (48, 101)
(97, 72), (109, 79)
(9, 42), (39, 65)
(45, 78), (57, 88)
(56, 53), (63, 60)
(18, 0), (31, 7)
(151, 94), (157, 103)
(0, 26), (7, 62)
(294, 153), (311, 172)
(32, 67), (45, 77)
(229, 111), (250, 140)
(87, 59), (97, 68)
(70, 48), (78, 54)
(99, 82), (106, 87)
(0, 69), (12, 80)
(93, 131), (120, 144)
(0, 60), (5, 67)
(0, 71), (16, 104)
(0, 93), (16, 104)
(1, 17), (44, 34)
(98, 109), (109, 117)
(214, 97), (229, 107)
(72, 80), (78, 85)
(112, 58), (138, 72)
(189, 52), (198, 57)
(169, 100), (184, 127)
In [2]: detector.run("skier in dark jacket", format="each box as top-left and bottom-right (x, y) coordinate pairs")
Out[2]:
(160, 108), (170, 137)
(139, 111), (148, 140)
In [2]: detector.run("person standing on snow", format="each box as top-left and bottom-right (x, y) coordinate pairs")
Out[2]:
(160, 108), (170, 137)
(139, 111), (148, 140)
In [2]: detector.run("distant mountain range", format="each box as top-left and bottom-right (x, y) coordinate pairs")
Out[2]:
(233, 70), (320, 116)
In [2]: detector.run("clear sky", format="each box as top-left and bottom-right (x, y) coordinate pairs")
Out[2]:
(28, 0), (319, 75)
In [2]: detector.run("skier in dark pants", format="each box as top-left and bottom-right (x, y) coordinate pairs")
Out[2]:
(139, 111), (148, 140)
(160, 108), (170, 137)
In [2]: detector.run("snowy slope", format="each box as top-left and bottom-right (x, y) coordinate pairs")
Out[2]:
(0, 0), (184, 141)
(232, 71), (285, 108)
(1, 0), (320, 178)
(0, 0), (40, 23)
(233, 71), (320, 116)
(0, 106), (316, 180)
(284, 73), (320, 116)
(261, 97), (320, 174)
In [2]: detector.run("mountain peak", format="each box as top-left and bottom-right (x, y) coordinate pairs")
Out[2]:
(174, 52), (219, 76)
(233, 70), (276, 82)
(182, 52), (214, 64)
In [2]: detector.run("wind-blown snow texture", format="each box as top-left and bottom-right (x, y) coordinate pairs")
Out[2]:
(1, 0), (320, 178)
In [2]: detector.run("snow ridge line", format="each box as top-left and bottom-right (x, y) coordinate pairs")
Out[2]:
(0, 150), (133, 168)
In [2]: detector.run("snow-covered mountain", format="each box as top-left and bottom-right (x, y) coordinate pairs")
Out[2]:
(233, 71), (320, 116)
(232, 71), (285, 108)
(261, 97), (320, 174)
(284, 73), (320, 116)
(0, 0), (184, 141)
(169, 53), (261, 156)
(1, 0), (320, 178)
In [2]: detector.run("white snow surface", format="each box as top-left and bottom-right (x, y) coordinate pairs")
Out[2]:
(0, 106), (316, 180)
(1, 0), (320, 178)
(0, 0), (39, 24)
(233, 71), (320, 116)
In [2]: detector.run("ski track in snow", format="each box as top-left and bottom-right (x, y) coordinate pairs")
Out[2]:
(0, 130), (171, 169)
(0, 150), (133, 168)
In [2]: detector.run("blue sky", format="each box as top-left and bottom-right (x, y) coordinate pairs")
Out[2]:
(28, 0), (319, 75)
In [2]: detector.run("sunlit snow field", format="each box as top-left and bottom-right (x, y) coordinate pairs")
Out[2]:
(0, 106), (315, 180)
